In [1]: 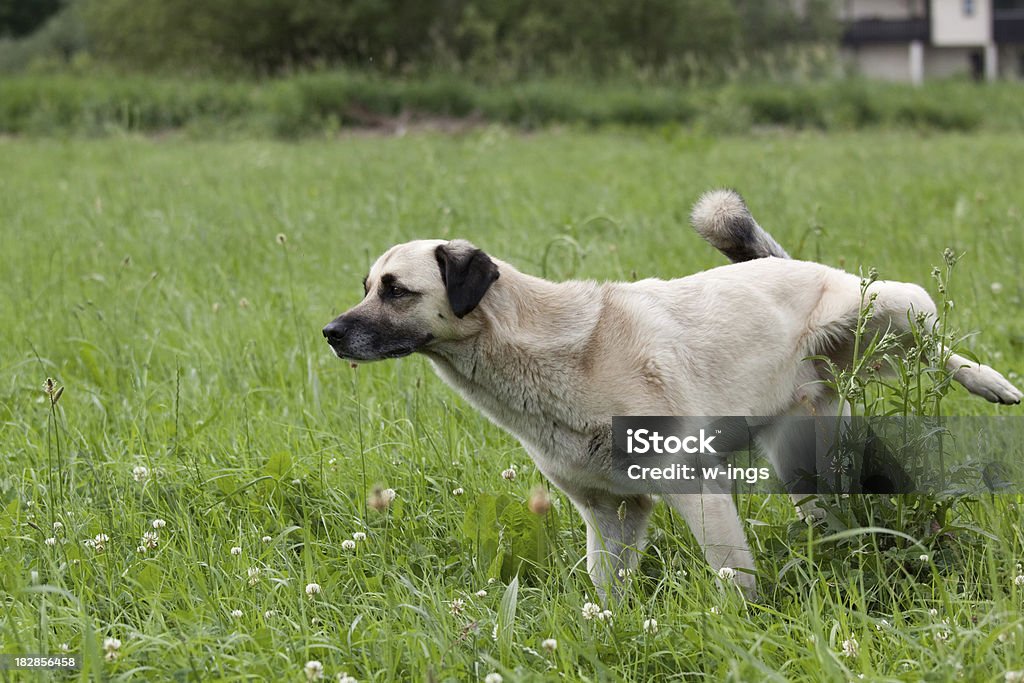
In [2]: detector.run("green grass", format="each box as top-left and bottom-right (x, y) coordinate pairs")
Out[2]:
(4, 72), (1024, 137)
(2, 129), (1024, 681)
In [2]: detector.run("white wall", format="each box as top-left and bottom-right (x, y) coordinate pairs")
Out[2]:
(845, 44), (980, 81)
(846, 44), (914, 80)
(924, 45), (974, 76)
(931, 0), (992, 46)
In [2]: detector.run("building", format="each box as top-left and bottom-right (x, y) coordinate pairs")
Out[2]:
(841, 0), (1024, 82)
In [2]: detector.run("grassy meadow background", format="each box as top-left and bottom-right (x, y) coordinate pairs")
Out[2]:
(3, 127), (1024, 681)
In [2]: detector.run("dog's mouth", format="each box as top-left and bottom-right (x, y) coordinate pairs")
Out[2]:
(327, 334), (433, 362)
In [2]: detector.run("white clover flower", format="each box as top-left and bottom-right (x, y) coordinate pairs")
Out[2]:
(52, 521), (63, 532)
(581, 602), (602, 620)
(476, 589), (487, 598)
(541, 638), (558, 652)
(709, 606), (720, 615)
(141, 531), (159, 550)
(247, 567), (261, 585)
(230, 546), (242, 556)
(643, 618), (659, 634)
(617, 568), (634, 580)
(452, 487), (465, 496)
(501, 468), (516, 481)
(718, 567), (736, 581)
(152, 519), (166, 529)
(132, 465), (149, 482)
(449, 598), (466, 616)
(92, 533), (109, 553)
(352, 532), (366, 542)
(102, 637), (121, 662)
(368, 486), (395, 511)
(840, 637), (859, 658)
(262, 535), (273, 543)
(1014, 574), (1024, 587)
(337, 673), (358, 683)
(919, 554), (930, 562)
(935, 629), (950, 642)
(44, 537), (56, 546)
(304, 660), (324, 681)
(306, 583), (321, 598)
(487, 577), (496, 584)
(264, 610), (276, 619)
(230, 609), (243, 619)
(929, 608), (939, 617)
(136, 545), (146, 553)
(484, 674), (503, 683)
(991, 282), (1005, 295)
(342, 539), (356, 551)
(876, 619), (890, 631)
(601, 609), (613, 621)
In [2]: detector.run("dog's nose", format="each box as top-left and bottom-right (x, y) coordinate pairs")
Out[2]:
(322, 320), (348, 345)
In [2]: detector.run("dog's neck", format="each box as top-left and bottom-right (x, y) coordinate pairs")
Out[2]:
(422, 266), (604, 435)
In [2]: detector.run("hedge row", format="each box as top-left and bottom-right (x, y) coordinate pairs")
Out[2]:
(2, 72), (1021, 136)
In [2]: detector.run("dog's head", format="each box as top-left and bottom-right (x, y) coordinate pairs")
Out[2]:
(322, 239), (500, 361)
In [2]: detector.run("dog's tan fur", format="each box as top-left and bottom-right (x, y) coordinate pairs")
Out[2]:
(325, 196), (1022, 600)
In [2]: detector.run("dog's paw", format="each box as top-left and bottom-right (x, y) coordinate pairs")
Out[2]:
(954, 363), (1023, 405)
(736, 572), (759, 602)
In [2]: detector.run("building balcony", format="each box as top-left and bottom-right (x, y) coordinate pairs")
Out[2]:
(842, 18), (931, 46)
(994, 10), (1024, 43)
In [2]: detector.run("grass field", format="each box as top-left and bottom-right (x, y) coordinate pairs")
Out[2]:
(2, 129), (1024, 681)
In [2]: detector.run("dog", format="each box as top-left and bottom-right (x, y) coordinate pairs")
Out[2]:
(322, 190), (1021, 599)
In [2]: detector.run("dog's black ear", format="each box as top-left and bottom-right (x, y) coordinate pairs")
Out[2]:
(435, 242), (500, 318)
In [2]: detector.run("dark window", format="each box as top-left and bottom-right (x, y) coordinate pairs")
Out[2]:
(969, 50), (985, 80)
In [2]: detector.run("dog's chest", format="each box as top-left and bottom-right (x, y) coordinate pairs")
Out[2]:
(427, 355), (616, 490)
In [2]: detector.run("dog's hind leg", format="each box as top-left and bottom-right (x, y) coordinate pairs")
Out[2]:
(662, 493), (758, 599)
(859, 280), (1022, 405)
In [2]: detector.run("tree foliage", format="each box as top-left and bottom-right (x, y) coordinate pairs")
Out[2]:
(78, 0), (838, 77)
(0, 0), (64, 38)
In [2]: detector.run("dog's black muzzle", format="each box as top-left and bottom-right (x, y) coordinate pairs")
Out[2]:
(322, 314), (432, 361)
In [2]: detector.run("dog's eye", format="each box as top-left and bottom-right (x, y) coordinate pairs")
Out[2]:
(389, 286), (409, 298)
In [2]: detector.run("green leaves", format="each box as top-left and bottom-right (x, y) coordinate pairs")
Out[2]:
(462, 492), (557, 582)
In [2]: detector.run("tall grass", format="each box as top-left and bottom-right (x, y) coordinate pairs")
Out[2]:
(0, 131), (1022, 680)
(0, 72), (1021, 137)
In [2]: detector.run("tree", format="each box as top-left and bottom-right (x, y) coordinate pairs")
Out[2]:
(0, 0), (64, 38)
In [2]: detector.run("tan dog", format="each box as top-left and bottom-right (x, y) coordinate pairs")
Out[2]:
(323, 190), (1021, 599)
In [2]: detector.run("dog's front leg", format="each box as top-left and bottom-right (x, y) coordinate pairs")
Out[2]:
(571, 493), (654, 604)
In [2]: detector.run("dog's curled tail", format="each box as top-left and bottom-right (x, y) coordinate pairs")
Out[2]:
(690, 189), (790, 263)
